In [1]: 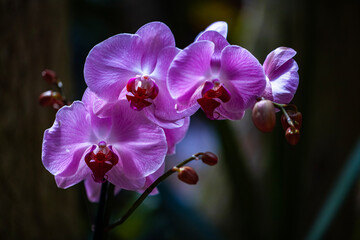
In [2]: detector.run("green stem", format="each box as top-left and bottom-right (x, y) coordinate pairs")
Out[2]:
(105, 153), (202, 231)
(272, 102), (295, 127)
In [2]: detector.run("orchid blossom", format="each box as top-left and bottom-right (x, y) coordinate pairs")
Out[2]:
(260, 47), (299, 104)
(42, 89), (167, 202)
(84, 21), (188, 128)
(167, 22), (266, 120)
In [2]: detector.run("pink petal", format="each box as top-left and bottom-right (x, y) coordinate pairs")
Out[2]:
(136, 22), (175, 74)
(263, 47), (299, 104)
(213, 104), (245, 120)
(197, 31), (229, 72)
(148, 46), (192, 124)
(84, 176), (102, 202)
(108, 102), (167, 179)
(55, 159), (91, 189)
(219, 45), (266, 112)
(167, 41), (215, 112)
(164, 117), (190, 155)
(84, 34), (143, 102)
(82, 88), (112, 139)
(195, 21), (228, 40)
(42, 102), (93, 176)
(106, 166), (146, 190)
(263, 47), (297, 79)
(143, 107), (186, 129)
(139, 163), (166, 195)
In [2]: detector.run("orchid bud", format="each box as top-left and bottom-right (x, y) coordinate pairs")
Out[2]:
(38, 90), (64, 109)
(201, 152), (218, 166)
(281, 111), (302, 130)
(42, 69), (58, 84)
(252, 100), (276, 132)
(176, 166), (199, 185)
(285, 127), (300, 146)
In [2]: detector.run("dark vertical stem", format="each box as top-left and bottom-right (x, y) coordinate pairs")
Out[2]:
(93, 181), (109, 240)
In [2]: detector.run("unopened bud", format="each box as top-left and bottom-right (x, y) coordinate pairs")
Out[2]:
(285, 127), (300, 146)
(42, 69), (58, 84)
(201, 152), (218, 166)
(176, 166), (199, 185)
(281, 111), (302, 130)
(38, 90), (64, 109)
(252, 100), (276, 132)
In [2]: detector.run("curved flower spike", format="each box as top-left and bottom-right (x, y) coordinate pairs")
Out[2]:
(42, 93), (168, 202)
(261, 47), (299, 104)
(84, 21), (189, 128)
(168, 30), (266, 120)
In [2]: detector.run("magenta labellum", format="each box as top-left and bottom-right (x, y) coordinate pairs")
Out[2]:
(85, 142), (119, 183)
(197, 80), (231, 119)
(126, 75), (159, 111)
(167, 23), (266, 120)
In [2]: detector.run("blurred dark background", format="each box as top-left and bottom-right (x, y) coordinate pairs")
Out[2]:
(1, 0), (359, 239)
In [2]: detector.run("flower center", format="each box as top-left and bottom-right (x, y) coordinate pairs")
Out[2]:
(197, 80), (231, 120)
(126, 75), (159, 111)
(85, 141), (119, 183)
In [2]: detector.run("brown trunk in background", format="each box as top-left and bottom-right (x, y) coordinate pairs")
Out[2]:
(0, 1), (85, 239)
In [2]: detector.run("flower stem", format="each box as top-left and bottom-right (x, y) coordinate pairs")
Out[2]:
(105, 153), (202, 231)
(271, 101), (295, 127)
(93, 181), (109, 240)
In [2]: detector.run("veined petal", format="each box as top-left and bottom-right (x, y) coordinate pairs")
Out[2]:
(263, 47), (299, 104)
(84, 176), (102, 202)
(107, 166), (146, 191)
(150, 46), (180, 82)
(82, 88), (112, 139)
(197, 31), (229, 72)
(195, 21), (228, 40)
(143, 107), (185, 129)
(167, 41), (214, 111)
(108, 102), (167, 179)
(136, 22), (176, 74)
(213, 104), (245, 120)
(42, 101), (93, 176)
(147, 46), (192, 123)
(84, 33), (143, 102)
(55, 159), (91, 189)
(219, 45), (266, 112)
(271, 63), (299, 104)
(139, 163), (165, 195)
(164, 117), (190, 155)
(263, 47), (297, 80)
(260, 78), (274, 102)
